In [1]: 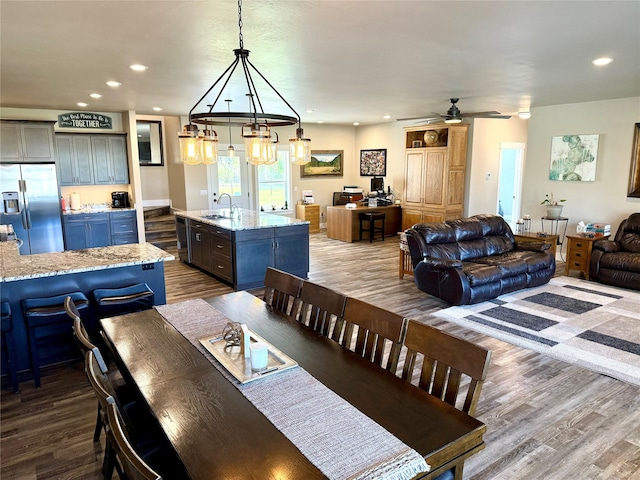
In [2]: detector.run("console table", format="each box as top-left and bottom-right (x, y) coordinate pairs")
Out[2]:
(541, 216), (568, 257)
(326, 205), (401, 242)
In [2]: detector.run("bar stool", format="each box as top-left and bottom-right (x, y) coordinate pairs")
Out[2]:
(1, 302), (19, 392)
(22, 292), (90, 387)
(359, 212), (386, 242)
(92, 283), (154, 319)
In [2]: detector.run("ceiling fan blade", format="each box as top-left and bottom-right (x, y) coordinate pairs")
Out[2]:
(396, 115), (442, 122)
(460, 111), (502, 117)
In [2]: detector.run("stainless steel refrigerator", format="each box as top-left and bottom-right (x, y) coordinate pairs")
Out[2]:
(1, 163), (64, 254)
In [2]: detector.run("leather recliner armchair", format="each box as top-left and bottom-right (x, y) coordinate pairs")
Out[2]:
(405, 214), (556, 305)
(590, 212), (640, 290)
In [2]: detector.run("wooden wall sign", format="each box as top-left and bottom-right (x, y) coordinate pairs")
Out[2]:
(58, 112), (112, 129)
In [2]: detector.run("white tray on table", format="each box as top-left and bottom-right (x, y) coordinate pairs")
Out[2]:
(199, 329), (298, 384)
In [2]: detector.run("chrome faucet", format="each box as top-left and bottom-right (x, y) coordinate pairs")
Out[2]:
(217, 193), (235, 217)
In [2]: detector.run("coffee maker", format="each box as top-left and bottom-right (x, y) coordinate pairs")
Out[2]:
(111, 191), (129, 208)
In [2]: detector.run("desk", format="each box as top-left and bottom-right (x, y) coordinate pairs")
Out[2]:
(102, 291), (485, 479)
(326, 205), (401, 242)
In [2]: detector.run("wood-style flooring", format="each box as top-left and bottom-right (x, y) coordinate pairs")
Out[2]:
(2, 233), (639, 479)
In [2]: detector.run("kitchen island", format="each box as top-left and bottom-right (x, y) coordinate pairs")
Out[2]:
(0, 241), (173, 383)
(176, 208), (309, 290)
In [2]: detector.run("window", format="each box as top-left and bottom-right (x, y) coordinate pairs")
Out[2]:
(257, 150), (290, 211)
(217, 155), (243, 196)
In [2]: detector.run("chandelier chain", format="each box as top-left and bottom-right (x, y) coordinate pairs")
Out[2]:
(238, 0), (244, 49)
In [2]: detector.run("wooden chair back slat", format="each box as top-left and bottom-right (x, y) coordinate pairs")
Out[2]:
(401, 320), (491, 416)
(298, 281), (347, 338)
(340, 297), (406, 373)
(263, 268), (303, 317)
(106, 403), (162, 480)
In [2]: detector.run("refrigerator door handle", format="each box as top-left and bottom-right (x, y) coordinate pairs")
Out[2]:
(20, 180), (31, 229)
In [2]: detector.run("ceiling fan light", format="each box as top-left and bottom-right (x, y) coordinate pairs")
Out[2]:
(290, 127), (311, 165)
(179, 124), (202, 165)
(444, 117), (462, 124)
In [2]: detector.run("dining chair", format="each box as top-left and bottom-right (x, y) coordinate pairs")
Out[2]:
(337, 297), (407, 374)
(106, 402), (162, 480)
(297, 280), (347, 338)
(263, 267), (304, 317)
(400, 320), (491, 480)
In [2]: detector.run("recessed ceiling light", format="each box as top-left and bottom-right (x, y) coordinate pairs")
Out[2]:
(153, 107), (163, 112)
(129, 64), (148, 72)
(383, 115), (391, 120)
(592, 57), (613, 66)
(518, 111), (531, 119)
(77, 102), (88, 107)
(106, 81), (121, 87)
(353, 122), (360, 126)
(317, 120), (324, 124)
(89, 93), (102, 99)
(306, 109), (314, 113)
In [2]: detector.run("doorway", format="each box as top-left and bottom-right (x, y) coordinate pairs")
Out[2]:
(207, 146), (252, 211)
(496, 142), (525, 230)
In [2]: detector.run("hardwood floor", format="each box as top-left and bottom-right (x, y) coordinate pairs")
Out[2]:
(2, 233), (639, 479)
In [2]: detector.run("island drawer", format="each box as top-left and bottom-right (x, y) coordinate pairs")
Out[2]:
(210, 226), (232, 241)
(210, 237), (232, 260)
(210, 258), (233, 283)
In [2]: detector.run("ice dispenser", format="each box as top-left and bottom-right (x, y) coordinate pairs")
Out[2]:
(2, 192), (20, 214)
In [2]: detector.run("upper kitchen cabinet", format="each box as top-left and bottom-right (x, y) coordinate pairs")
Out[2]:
(92, 136), (129, 184)
(1, 121), (56, 163)
(56, 135), (94, 185)
(55, 133), (129, 186)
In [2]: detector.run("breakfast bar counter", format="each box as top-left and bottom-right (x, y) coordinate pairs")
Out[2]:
(0, 241), (173, 382)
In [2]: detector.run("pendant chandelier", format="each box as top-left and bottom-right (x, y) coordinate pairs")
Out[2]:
(178, 0), (310, 166)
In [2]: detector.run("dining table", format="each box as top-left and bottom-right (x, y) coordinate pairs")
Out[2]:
(100, 291), (486, 479)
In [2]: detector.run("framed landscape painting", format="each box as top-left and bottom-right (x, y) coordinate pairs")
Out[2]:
(360, 149), (387, 176)
(301, 150), (343, 177)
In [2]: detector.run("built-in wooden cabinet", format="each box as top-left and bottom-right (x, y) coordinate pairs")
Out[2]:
(401, 124), (468, 230)
(56, 133), (129, 186)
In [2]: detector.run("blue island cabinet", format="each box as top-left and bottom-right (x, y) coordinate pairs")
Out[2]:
(234, 224), (309, 290)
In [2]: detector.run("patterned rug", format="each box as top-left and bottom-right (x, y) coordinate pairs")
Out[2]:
(433, 276), (640, 386)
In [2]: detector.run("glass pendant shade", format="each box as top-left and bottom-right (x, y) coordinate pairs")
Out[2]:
(243, 124), (271, 165)
(201, 129), (219, 165)
(290, 127), (311, 165)
(179, 125), (202, 165)
(227, 145), (236, 158)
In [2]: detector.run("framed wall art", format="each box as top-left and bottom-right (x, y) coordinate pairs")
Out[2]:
(628, 123), (640, 197)
(360, 148), (387, 176)
(301, 150), (343, 177)
(549, 134), (599, 182)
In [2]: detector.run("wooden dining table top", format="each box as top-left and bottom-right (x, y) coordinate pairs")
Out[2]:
(101, 291), (486, 480)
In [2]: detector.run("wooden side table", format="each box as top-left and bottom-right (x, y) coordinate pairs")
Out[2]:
(513, 232), (559, 258)
(296, 203), (320, 233)
(565, 235), (608, 280)
(399, 232), (413, 278)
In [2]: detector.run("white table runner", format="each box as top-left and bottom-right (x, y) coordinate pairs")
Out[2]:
(155, 299), (429, 480)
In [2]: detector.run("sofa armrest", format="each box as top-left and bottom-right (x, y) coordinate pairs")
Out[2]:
(421, 257), (463, 270)
(515, 241), (551, 253)
(593, 239), (619, 253)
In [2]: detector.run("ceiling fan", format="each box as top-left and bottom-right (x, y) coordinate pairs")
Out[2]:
(397, 98), (512, 124)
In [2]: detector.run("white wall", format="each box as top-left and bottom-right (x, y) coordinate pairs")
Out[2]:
(137, 115), (170, 205)
(523, 97), (640, 251)
(467, 117), (529, 216)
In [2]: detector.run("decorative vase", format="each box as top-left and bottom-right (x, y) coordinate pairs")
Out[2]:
(546, 205), (563, 218)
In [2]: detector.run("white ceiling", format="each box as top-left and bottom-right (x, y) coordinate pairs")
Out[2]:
(1, 0), (639, 125)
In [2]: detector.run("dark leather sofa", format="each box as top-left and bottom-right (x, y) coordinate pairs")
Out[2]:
(590, 213), (640, 290)
(405, 214), (555, 305)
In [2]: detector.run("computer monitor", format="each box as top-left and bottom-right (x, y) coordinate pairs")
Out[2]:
(371, 177), (384, 193)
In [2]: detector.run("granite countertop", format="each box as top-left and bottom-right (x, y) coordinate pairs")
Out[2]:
(177, 208), (308, 231)
(63, 206), (136, 215)
(0, 242), (174, 282)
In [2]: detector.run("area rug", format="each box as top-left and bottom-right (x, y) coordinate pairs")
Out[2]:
(433, 277), (640, 386)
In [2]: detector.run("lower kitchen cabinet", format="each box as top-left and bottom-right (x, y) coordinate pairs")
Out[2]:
(63, 210), (138, 250)
(63, 213), (110, 250)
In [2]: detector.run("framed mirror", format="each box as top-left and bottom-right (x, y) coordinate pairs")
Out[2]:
(628, 123), (640, 197)
(137, 120), (164, 166)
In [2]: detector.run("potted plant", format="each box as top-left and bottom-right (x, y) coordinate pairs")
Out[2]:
(541, 192), (566, 218)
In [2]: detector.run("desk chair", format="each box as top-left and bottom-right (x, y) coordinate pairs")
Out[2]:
(263, 267), (303, 317)
(400, 320), (491, 480)
(336, 297), (406, 374)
